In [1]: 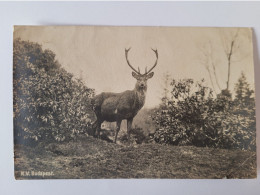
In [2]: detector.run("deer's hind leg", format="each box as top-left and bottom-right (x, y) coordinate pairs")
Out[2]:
(127, 118), (133, 141)
(91, 120), (98, 136)
(96, 120), (103, 139)
(114, 120), (122, 144)
(92, 117), (102, 138)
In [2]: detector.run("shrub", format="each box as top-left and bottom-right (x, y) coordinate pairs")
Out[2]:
(152, 77), (256, 151)
(13, 39), (95, 144)
(119, 126), (149, 145)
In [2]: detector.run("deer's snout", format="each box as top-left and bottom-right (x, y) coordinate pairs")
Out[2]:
(139, 81), (147, 89)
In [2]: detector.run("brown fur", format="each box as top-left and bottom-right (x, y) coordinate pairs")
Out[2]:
(93, 90), (144, 122)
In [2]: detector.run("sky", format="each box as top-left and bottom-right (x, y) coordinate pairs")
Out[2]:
(14, 26), (255, 108)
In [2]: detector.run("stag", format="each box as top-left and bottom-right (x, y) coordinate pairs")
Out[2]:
(92, 48), (158, 143)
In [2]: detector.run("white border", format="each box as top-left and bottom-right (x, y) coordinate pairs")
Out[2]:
(0, 2), (259, 195)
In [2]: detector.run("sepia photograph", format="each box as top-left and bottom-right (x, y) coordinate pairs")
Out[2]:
(13, 26), (256, 179)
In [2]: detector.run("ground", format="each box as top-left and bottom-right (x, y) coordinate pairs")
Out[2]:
(14, 135), (256, 179)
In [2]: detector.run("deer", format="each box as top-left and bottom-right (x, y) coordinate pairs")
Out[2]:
(91, 48), (158, 143)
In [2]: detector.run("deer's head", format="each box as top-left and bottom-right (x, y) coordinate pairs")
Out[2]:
(125, 48), (158, 91)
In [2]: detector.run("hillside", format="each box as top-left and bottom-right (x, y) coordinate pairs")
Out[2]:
(14, 136), (256, 179)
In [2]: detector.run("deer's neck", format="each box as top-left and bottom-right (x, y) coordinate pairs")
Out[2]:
(133, 86), (147, 110)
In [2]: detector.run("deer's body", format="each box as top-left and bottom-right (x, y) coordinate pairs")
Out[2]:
(93, 89), (146, 122)
(92, 48), (158, 143)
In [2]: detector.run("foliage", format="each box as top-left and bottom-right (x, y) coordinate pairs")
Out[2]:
(152, 75), (256, 151)
(13, 39), (95, 144)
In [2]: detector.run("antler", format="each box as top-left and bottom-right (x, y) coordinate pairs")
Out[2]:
(145, 48), (158, 74)
(125, 48), (141, 74)
(125, 48), (158, 75)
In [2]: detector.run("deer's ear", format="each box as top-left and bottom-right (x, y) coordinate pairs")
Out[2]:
(146, 72), (154, 79)
(132, 72), (139, 79)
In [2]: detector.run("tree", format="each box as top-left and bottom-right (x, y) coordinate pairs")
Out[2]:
(199, 41), (221, 94)
(233, 72), (256, 150)
(199, 29), (244, 96)
(161, 72), (171, 108)
(234, 72), (254, 108)
(220, 29), (240, 90)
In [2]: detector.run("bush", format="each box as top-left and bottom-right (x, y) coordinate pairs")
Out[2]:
(13, 39), (95, 144)
(152, 77), (256, 151)
(119, 126), (150, 145)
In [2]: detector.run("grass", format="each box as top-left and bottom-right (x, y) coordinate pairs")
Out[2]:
(14, 135), (257, 179)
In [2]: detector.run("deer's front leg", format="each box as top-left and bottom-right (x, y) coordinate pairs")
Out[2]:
(127, 118), (133, 141)
(114, 120), (122, 144)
